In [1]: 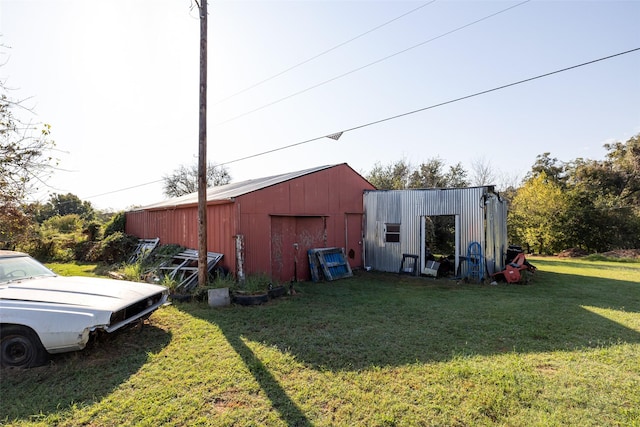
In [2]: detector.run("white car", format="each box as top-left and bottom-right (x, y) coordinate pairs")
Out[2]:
(0, 250), (169, 368)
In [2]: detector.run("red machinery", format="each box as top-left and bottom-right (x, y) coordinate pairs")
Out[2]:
(493, 252), (536, 284)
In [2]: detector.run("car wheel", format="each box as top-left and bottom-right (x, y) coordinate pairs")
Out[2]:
(0, 326), (48, 369)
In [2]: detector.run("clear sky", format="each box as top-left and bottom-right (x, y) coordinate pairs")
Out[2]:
(1, 0), (639, 211)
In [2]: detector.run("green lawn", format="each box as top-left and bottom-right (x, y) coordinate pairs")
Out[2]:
(45, 261), (105, 277)
(2, 257), (639, 426)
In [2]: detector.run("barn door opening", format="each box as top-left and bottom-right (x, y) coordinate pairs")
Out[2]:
(420, 215), (459, 275)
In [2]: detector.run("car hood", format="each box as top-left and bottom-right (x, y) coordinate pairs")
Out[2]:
(0, 276), (167, 311)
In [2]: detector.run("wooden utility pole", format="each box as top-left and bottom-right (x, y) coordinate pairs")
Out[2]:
(197, 0), (208, 287)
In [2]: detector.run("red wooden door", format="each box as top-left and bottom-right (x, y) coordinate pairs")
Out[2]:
(345, 213), (364, 270)
(271, 216), (325, 282)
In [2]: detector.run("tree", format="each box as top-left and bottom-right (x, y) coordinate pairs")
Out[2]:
(1, 56), (56, 249)
(562, 134), (640, 250)
(602, 134), (640, 206)
(560, 188), (611, 252)
(34, 193), (95, 222)
(526, 152), (566, 186)
(0, 203), (35, 250)
(445, 162), (470, 188)
(511, 138), (640, 254)
(162, 162), (231, 198)
(366, 159), (412, 190)
(470, 156), (497, 186)
(509, 172), (569, 254)
(408, 158), (469, 188)
(366, 158), (469, 190)
(1, 103), (55, 204)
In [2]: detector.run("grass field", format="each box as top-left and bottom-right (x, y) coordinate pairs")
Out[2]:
(1, 257), (639, 426)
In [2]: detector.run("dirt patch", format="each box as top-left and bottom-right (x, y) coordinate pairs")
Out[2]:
(558, 248), (589, 258)
(600, 249), (640, 259)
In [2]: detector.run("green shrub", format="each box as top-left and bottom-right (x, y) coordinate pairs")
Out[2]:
(210, 272), (236, 289)
(159, 275), (179, 292)
(234, 272), (274, 293)
(24, 239), (56, 261)
(42, 214), (83, 234)
(103, 211), (126, 237)
(94, 232), (138, 264)
(144, 244), (184, 268)
(84, 221), (102, 241)
(120, 262), (144, 281)
(53, 247), (75, 263)
(74, 241), (98, 262)
(21, 214), (89, 262)
(23, 229), (80, 262)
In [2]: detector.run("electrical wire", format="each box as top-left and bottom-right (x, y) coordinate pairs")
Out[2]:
(212, 1), (437, 105)
(339, 47), (640, 135)
(79, 47), (640, 202)
(215, 0), (531, 127)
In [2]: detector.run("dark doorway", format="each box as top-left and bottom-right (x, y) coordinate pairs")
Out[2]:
(421, 215), (459, 275)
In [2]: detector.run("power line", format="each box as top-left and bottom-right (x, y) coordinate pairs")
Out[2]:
(215, 0), (531, 127)
(341, 47), (640, 134)
(217, 48), (640, 166)
(213, 1), (437, 105)
(82, 179), (164, 200)
(81, 46), (640, 202)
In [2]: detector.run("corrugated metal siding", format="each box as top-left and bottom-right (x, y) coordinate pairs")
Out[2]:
(363, 187), (507, 277)
(126, 163), (375, 282)
(484, 193), (509, 275)
(125, 203), (237, 273)
(236, 164), (375, 281)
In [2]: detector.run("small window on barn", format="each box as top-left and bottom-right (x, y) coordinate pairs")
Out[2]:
(385, 223), (400, 243)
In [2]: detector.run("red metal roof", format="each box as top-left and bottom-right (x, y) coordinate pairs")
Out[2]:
(132, 164), (343, 211)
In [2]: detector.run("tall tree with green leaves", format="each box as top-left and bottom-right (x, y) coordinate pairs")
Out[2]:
(563, 134), (640, 250)
(509, 172), (569, 254)
(526, 152), (567, 186)
(366, 159), (413, 190)
(35, 193), (95, 222)
(366, 158), (469, 190)
(408, 158), (469, 188)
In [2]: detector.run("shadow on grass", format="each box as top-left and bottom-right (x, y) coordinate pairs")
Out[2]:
(221, 330), (313, 427)
(0, 324), (171, 422)
(183, 269), (640, 374)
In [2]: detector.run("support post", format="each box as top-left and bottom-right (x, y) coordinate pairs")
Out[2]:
(197, 0), (208, 287)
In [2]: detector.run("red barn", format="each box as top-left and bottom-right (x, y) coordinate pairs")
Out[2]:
(125, 164), (376, 282)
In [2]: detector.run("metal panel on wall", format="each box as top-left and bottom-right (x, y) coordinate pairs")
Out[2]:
(363, 187), (507, 278)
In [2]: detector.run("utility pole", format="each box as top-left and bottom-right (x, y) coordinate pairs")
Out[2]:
(197, 0), (208, 287)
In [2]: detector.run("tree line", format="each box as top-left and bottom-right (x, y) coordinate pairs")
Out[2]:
(364, 136), (640, 254)
(2, 63), (638, 259)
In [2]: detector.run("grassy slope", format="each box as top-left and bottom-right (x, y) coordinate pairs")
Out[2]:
(1, 258), (639, 426)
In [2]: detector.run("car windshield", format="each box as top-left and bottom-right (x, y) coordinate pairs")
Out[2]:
(0, 255), (57, 283)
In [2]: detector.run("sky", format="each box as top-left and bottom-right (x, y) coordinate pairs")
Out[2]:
(1, 0), (639, 211)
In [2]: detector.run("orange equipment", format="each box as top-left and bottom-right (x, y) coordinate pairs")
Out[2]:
(493, 252), (536, 284)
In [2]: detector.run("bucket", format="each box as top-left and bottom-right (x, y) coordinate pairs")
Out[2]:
(208, 288), (230, 307)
